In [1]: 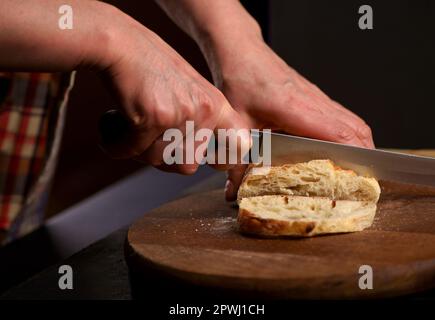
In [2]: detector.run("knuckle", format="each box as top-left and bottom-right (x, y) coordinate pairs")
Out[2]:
(154, 107), (176, 128)
(189, 84), (220, 120)
(179, 101), (195, 121)
(281, 89), (298, 108)
(201, 96), (216, 117)
(358, 123), (373, 139)
(128, 110), (147, 127)
(199, 90), (220, 116)
(337, 126), (357, 142)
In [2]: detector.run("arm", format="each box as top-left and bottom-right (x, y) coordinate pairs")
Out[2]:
(0, 0), (113, 71)
(155, 0), (261, 86)
(156, 0), (375, 199)
(0, 0), (249, 174)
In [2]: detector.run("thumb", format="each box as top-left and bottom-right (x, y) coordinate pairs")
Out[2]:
(225, 164), (248, 201)
(209, 101), (252, 171)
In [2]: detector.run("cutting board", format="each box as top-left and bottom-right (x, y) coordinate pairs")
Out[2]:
(126, 151), (435, 299)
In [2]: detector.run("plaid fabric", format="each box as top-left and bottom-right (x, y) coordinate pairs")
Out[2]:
(0, 72), (74, 244)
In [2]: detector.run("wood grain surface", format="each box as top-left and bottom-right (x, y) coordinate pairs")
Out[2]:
(126, 184), (435, 299)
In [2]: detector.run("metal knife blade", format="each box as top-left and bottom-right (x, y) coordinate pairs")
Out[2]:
(263, 131), (435, 187)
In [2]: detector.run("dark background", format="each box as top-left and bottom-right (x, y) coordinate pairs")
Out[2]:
(47, 0), (435, 216)
(270, 0), (435, 148)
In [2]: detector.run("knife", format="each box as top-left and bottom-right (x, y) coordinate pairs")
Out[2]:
(265, 131), (435, 187)
(99, 112), (435, 187)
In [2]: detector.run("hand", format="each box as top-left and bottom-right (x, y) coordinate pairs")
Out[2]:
(210, 39), (375, 200)
(98, 7), (250, 174)
(152, 0), (374, 199)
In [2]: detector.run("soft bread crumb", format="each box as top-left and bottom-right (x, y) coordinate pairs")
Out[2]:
(237, 160), (380, 203)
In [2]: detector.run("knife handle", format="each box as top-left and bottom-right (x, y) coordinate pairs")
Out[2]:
(99, 109), (132, 146)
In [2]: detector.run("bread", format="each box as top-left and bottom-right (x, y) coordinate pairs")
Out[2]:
(237, 160), (380, 202)
(238, 195), (377, 237)
(237, 160), (380, 237)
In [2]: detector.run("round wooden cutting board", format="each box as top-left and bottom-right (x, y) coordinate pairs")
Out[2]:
(126, 185), (435, 299)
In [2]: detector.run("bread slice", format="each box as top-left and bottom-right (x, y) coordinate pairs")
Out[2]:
(237, 160), (380, 202)
(237, 159), (380, 237)
(238, 195), (377, 237)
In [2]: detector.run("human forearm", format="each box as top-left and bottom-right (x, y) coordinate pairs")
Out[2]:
(155, 0), (263, 83)
(0, 0), (117, 71)
(0, 0), (252, 175)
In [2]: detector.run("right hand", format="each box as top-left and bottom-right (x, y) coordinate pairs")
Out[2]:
(96, 6), (250, 174)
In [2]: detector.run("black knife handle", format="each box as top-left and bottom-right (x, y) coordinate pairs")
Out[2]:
(99, 109), (132, 146)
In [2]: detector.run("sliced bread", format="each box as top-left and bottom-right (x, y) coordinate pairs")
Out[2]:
(237, 159), (380, 237)
(238, 195), (377, 237)
(237, 160), (380, 202)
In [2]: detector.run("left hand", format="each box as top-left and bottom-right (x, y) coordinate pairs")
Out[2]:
(208, 39), (375, 200)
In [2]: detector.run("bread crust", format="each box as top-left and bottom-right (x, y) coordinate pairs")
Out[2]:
(238, 202), (376, 237)
(238, 208), (317, 237)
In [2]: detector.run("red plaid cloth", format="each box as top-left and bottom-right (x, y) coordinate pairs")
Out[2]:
(0, 72), (74, 244)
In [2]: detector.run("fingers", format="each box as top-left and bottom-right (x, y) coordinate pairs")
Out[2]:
(330, 100), (375, 148)
(154, 97), (251, 174)
(101, 91), (251, 176)
(284, 72), (375, 148)
(313, 99), (374, 148)
(209, 100), (252, 171)
(225, 164), (248, 201)
(272, 88), (374, 148)
(136, 122), (210, 175)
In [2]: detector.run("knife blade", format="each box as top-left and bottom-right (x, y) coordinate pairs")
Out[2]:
(263, 131), (435, 187)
